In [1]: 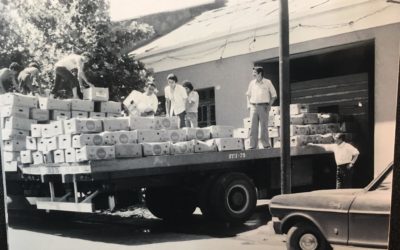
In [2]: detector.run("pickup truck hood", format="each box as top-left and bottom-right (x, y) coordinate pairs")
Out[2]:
(270, 189), (363, 214)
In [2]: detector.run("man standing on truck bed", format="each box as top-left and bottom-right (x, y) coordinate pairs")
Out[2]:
(246, 66), (277, 149)
(165, 73), (187, 128)
(18, 62), (42, 95)
(0, 62), (22, 94)
(308, 133), (360, 189)
(50, 52), (94, 99)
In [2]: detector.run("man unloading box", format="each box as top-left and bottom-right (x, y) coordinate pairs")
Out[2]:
(246, 66), (277, 149)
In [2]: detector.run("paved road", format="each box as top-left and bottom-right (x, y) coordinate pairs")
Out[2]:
(7, 205), (376, 250)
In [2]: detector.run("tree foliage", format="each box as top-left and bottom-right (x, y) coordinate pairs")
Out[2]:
(0, 0), (154, 100)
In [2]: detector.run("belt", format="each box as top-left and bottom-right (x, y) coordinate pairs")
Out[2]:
(251, 103), (269, 105)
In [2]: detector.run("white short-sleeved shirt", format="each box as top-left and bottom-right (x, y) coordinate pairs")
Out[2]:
(165, 84), (187, 115)
(55, 54), (82, 71)
(322, 142), (360, 165)
(186, 91), (199, 113)
(139, 93), (158, 113)
(246, 78), (277, 104)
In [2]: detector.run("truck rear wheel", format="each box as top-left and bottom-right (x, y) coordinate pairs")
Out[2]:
(145, 187), (196, 221)
(211, 172), (257, 224)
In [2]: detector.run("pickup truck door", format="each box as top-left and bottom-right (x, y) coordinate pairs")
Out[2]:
(348, 172), (392, 248)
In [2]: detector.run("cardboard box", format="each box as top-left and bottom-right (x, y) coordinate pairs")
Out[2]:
(41, 120), (64, 138)
(115, 144), (142, 158)
(4, 117), (37, 131)
(194, 139), (217, 153)
(70, 99), (94, 112)
(290, 135), (313, 147)
(308, 124), (326, 135)
(214, 138), (244, 151)
(170, 141), (195, 155)
(1, 105), (29, 118)
(44, 151), (54, 163)
(106, 113), (123, 118)
(290, 125), (310, 136)
(243, 118), (251, 130)
(76, 146), (115, 162)
(72, 134), (105, 148)
(26, 136), (37, 150)
(0, 93), (38, 108)
(129, 116), (155, 130)
(183, 127), (211, 141)
(64, 118), (103, 134)
(233, 128), (249, 139)
(269, 106), (280, 116)
(208, 125), (234, 138)
(1, 129), (29, 140)
(83, 87), (109, 101)
(323, 123), (341, 133)
(71, 111), (89, 118)
(38, 97), (71, 111)
(142, 142), (170, 156)
(33, 151), (45, 165)
(123, 90), (142, 115)
(303, 113), (319, 124)
(154, 116), (180, 130)
(100, 101), (122, 113)
(54, 149), (65, 163)
(137, 129), (168, 143)
(102, 117), (130, 131)
(30, 108), (50, 121)
(20, 150), (33, 164)
(289, 114), (306, 125)
(3, 138), (26, 151)
(45, 137), (58, 151)
(37, 138), (47, 151)
(316, 134), (334, 144)
(58, 134), (72, 149)
(51, 110), (72, 120)
(102, 131), (138, 145)
(3, 151), (20, 162)
(164, 129), (187, 143)
(290, 103), (309, 115)
(318, 113), (339, 124)
(4, 161), (18, 172)
(90, 112), (106, 119)
(65, 148), (77, 163)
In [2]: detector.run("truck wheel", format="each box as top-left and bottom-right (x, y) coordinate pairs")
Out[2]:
(145, 187), (196, 221)
(198, 175), (219, 219)
(211, 172), (257, 224)
(287, 222), (331, 250)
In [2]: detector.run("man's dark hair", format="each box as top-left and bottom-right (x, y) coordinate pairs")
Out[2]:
(253, 66), (264, 77)
(167, 73), (178, 83)
(182, 80), (194, 91)
(29, 62), (40, 69)
(9, 62), (22, 71)
(336, 133), (346, 142)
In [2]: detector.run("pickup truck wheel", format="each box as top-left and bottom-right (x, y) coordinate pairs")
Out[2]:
(145, 187), (196, 221)
(211, 172), (256, 224)
(287, 222), (331, 250)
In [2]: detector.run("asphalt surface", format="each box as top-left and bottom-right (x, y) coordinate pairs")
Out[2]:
(6, 204), (376, 250)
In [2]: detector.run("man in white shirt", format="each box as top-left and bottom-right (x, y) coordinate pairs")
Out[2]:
(51, 53), (94, 99)
(246, 66), (277, 149)
(308, 133), (360, 189)
(139, 82), (159, 117)
(183, 81), (199, 128)
(165, 73), (187, 128)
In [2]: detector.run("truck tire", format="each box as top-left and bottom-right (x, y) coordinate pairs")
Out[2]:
(145, 187), (196, 221)
(287, 222), (332, 250)
(211, 172), (257, 224)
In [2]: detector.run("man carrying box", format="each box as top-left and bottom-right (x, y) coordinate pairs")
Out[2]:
(51, 52), (94, 99)
(165, 73), (187, 128)
(246, 66), (277, 149)
(18, 62), (42, 95)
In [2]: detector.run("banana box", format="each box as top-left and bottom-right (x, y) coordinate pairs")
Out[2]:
(318, 113), (339, 124)
(45, 137), (58, 151)
(20, 150), (33, 164)
(4, 161), (18, 171)
(129, 116), (155, 130)
(289, 114), (306, 125)
(290, 103), (309, 115)
(323, 123), (341, 133)
(164, 129), (187, 143)
(3, 138), (26, 151)
(137, 129), (168, 143)
(83, 87), (109, 102)
(183, 127), (211, 141)
(37, 138), (47, 152)
(115, 144), (143, 158)
(58, 134), (72, 149)
(0, 93), (38, 108)
(269, 106), (280, 116)
(233, 128), (249, 139)
(102, 131), (138, 145)
(154, 116), (180, 130)
(170, 141), (195, 155)
(26, 136), (37, 150)
(89, 112), (106, 119)
(51, 110), (72, 120)
(214, 138), (244, 151)
(43, 151), (54, 164)
(1, 105), (29, 118)
(194, 139), (217, 153)
(106, 113), (123, 118)
(76, 145), (115, 162)
(303, 113), (319, 124)
(290, 135), (313, 147)
(71, 111), (89, 118)
(100, 101), (122, 113)
(1, 129), (29, 140)
(308, 124), (326, 135)
(72, 134), (105, 148)
(142, 142), (171, 156)
(33, 151), (45, 165)
(70, 99), (94, 112)
(102, 117), (130, 131)
(65, 148), (77, 163)
(4, 116), (37, 131)
(290, 125), (310, 136)
(208, 125), (234, 138)
(3, 151), (20, 162)
(243, 118), (251, 130)
(64, 118), (103, 134)
(30, 108), (50, 121)
(41, 120), (64, 138)
(268, 127), (279, 138)
(38, 97), (71, 111)
(54, 149), (65, 163)
(316, 134), (334, 144)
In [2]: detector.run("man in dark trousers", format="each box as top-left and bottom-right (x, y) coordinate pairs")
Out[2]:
(51, 52), (94, 99)
(0, 62), (22, 94)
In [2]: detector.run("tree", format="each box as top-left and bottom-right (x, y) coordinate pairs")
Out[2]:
(1, 0), (154, 99)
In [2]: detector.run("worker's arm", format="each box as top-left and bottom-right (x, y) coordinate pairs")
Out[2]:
(165, 99), (171, 117)
(269, 80), (277, 105)
(307, 143), (332, 151)
(348, 146), (360, 168)
(77, 59), (94, 88)
(246, 82), (252, 109)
